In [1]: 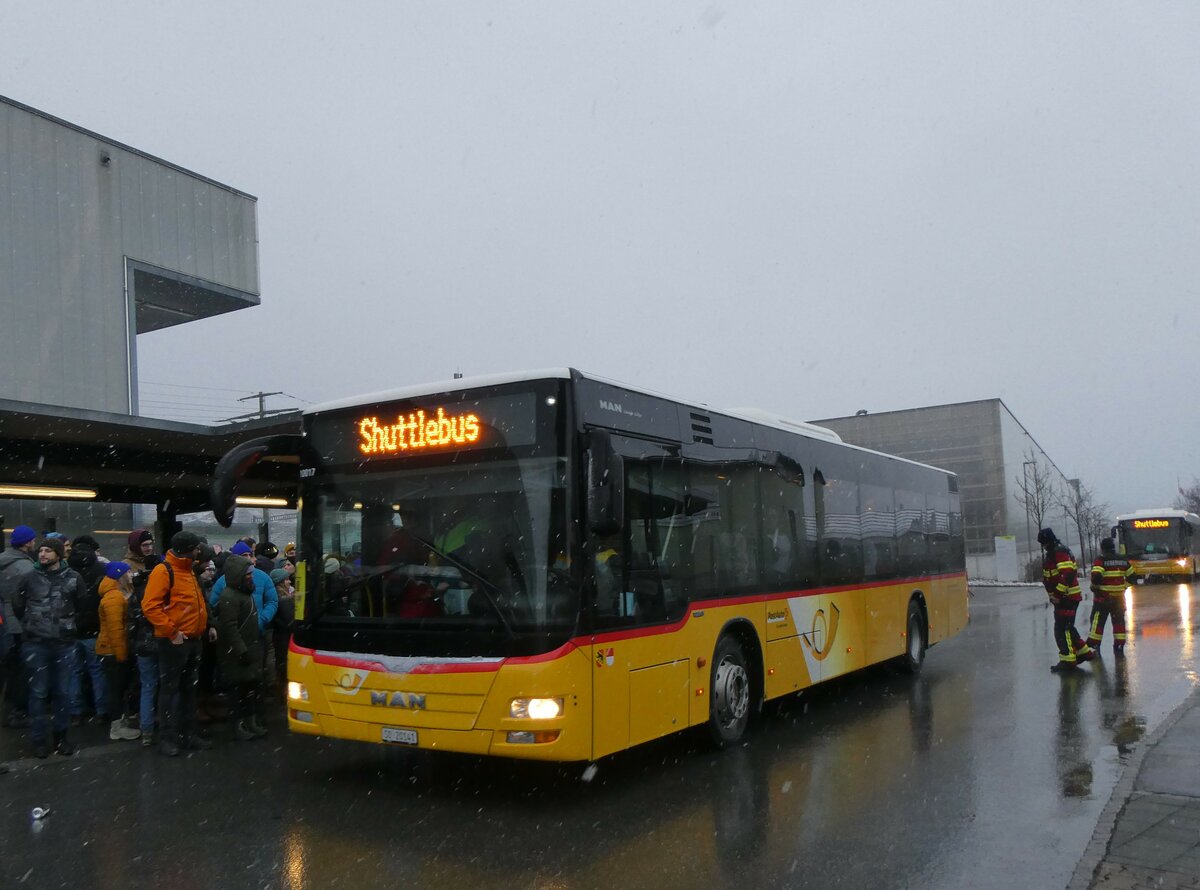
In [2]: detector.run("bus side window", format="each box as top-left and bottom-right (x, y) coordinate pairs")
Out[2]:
(860, 480), (896, 581)
(816, 468), (864, 586)
(687, 463), (762, 597)
(895, 487), (928, 577)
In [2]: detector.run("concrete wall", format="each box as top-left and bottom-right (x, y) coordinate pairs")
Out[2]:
(0, 96), (258, 414)
(817, 399), (1078, 580)
(997, 402), (1081, 570)
(815, 401), (1004, 557)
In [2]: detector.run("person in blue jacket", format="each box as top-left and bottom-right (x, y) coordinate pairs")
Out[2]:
(209, 541), (278, 715)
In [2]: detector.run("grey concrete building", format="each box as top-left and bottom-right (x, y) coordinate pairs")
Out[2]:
(0, 95), (284, 545)
(813, 399), (1078, 581)
(0, 94), (259, 414)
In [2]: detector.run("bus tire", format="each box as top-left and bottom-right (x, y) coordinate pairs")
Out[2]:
(708, 635), (751, 748)
(900, 599), (927, 674)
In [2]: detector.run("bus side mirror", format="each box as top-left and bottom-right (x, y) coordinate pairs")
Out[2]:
(587, 430), (624, 537)
(211, 434), (306, 528)
(1109, 526), (1117, 539)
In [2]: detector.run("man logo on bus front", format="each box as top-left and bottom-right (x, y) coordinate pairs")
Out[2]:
(370, 691), (427, 710)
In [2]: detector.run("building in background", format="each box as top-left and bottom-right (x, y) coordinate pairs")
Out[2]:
(0, 94), (259, 415)
(0, 95), (295, 544)
(813, 399), (1078, 581)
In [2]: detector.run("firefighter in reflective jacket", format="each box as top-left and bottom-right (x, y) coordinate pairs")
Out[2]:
(1087, 537), (1133, 656)
(1038, 527), (1096, 672)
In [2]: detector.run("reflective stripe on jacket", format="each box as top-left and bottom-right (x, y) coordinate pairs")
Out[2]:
(1043, 546), (1081, 603)
(1091, 556), (1134, 600)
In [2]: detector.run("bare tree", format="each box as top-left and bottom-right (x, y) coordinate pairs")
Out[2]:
(1014, 450), (1060, 538)
(1060, 480), (1109, 566)
(1175, 479), (1200, 515)
(1086, 503), (1114, 556)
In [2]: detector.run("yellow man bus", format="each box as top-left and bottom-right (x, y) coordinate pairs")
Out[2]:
(1115, 509), (1200, 583)
(212, 369), (968, 762)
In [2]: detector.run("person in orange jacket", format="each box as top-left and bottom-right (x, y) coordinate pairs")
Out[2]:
(95, 561), (141, 741)
(141, 530), (216, 756)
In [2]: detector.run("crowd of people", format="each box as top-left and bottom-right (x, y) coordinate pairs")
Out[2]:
(0, 526), (298, 765)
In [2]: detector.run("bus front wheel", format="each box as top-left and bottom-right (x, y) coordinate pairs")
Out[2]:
(708, 635), (751, 748)
(900, 599), (927, 674)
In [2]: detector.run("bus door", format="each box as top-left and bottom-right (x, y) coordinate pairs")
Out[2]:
(589, 453), (692, 758)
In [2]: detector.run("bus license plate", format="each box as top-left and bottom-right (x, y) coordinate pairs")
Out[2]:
(382, 727), (418, 746)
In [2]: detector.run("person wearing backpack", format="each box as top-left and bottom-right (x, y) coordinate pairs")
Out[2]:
(140, 531), (216, 757)
(67, 539), (108, 724)
(95, 562), (140, 741)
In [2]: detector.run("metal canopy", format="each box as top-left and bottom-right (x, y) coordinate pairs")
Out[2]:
(0, 399), (300, 514)
(129, 260), (260, 334)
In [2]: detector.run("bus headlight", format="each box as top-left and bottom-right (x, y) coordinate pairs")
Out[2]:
(288, 681), (309, 702)
(510, 697), (563, 719)
(1176, 559), (1188, 568)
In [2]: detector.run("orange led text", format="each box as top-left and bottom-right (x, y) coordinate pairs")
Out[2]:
(358, 408), (481, 455)
(1132, 519), (1171, 529)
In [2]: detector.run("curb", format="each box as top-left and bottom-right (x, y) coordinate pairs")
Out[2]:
(1065, 684), (1200, 889)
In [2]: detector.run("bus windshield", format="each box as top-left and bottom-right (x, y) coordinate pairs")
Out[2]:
(306, 456), (575, 645)
(1120, 519), (1184, 557)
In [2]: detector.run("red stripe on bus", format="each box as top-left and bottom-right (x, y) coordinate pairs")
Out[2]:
(505, 640), (580, 666)
(588, 572), (966, 644)
(408, 660), (503, 674)
(292, 639), (512, 675)
(290, 572), (967, 671)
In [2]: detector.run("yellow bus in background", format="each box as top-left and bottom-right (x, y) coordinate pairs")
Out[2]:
(1115, 509), (1200, 583)
(213, 369), (969, 762)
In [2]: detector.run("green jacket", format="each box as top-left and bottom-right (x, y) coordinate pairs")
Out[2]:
(216, 556), (263, 685)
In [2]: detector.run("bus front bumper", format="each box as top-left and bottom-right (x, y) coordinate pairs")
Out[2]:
(1131, 560), (1193, 580)
(286, 707), (582, 760)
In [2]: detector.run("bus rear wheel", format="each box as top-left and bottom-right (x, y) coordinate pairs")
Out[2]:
(708, 635), (751, 748)
(900, 599), (927, 674)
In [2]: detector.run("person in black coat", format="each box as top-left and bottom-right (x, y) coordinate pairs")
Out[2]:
(216, 555), (266, 741)
(67, 540), (109, 722)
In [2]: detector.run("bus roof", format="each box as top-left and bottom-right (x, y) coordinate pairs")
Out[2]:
(306, 369), (839, 438)
(1115, 508), (1200, 524)
(305, 368), (574, 414)
(303, 368), (953, 477)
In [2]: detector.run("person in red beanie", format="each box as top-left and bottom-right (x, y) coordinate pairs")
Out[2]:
(122, 529), (159, 575)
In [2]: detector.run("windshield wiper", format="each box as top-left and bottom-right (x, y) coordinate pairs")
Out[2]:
(402, 531), (517, 639)
(304, 561), (428, 624)
(308, 535), (518, 639)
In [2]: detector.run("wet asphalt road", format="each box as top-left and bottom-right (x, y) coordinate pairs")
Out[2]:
(2, 583), (1198, 890)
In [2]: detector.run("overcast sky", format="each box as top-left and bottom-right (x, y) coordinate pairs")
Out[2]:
(4, 2), (1197, 515)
